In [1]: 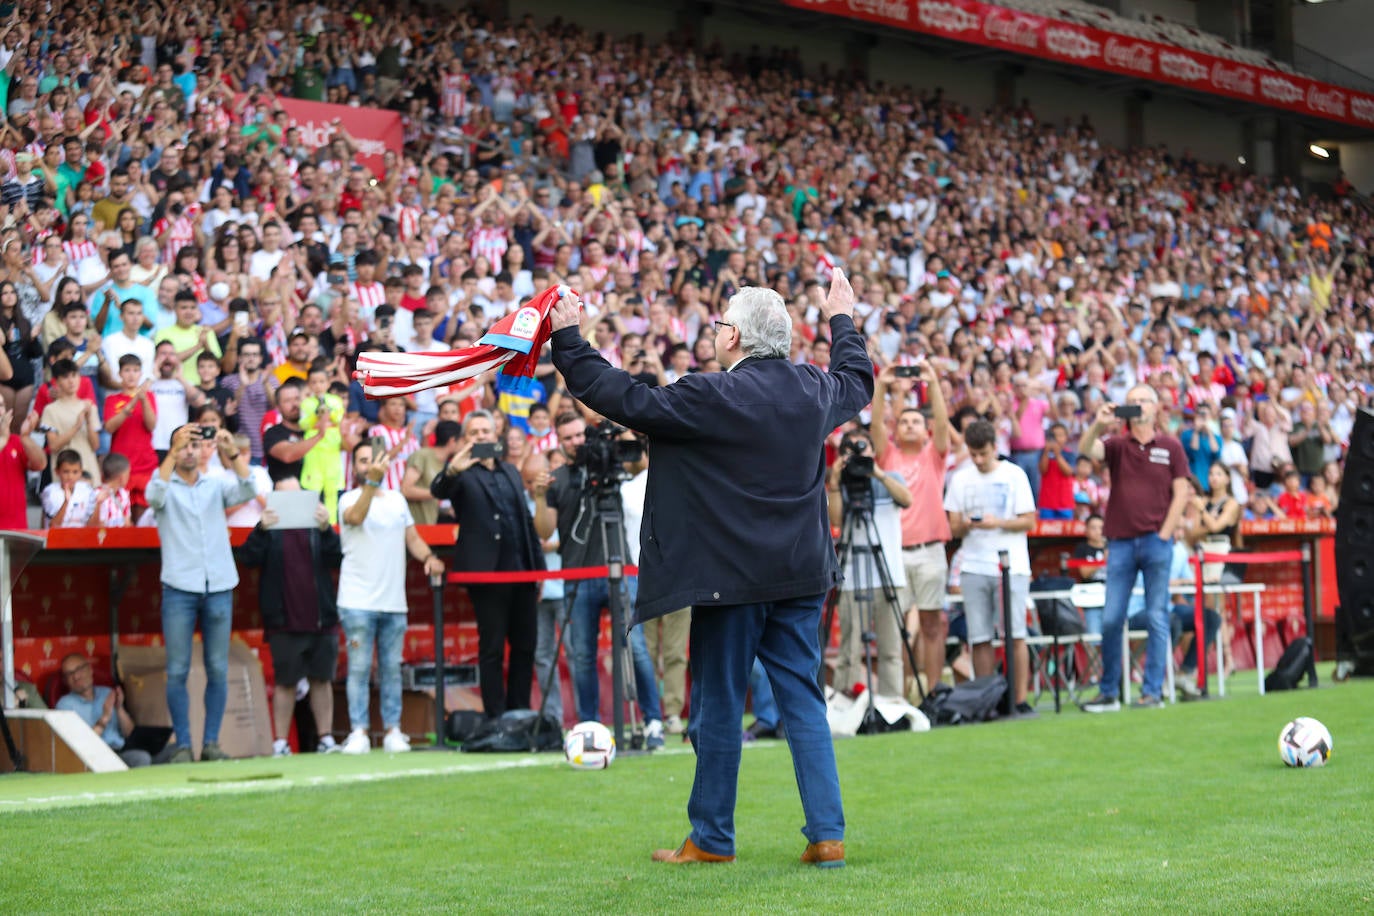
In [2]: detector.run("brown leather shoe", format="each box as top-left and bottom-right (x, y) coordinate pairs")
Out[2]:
(651, 837), (735, 864)
(801, 840), (846, 868)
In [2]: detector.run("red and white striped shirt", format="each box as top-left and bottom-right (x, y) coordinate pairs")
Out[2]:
(95, 486), (132, 527)
(63, 239), (99, 264)
(366, 423), (417, 490)
(351, 281), (387, 325)
(396, 206), (423, 242)
(440, 72), (469, 121)
(470, 225), (508, 272)
(156, 213), (197, 264)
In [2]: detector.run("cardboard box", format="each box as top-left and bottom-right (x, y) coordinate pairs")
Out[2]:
(120, 638), (273, 759)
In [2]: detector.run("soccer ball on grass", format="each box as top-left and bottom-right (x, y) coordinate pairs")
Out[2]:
(564, 721), (616, 770)
(1278, 717), (1332, 768)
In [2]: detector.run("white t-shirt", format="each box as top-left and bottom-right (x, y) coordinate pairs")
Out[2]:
(620, 469), (647, 566)
(943, 460), (1036, 577)
(149, 377), (188, 449)
(221, 464), (273, 526)
(102, 332), (156, 383)
(338, 488), (413, 612)
(41, 480), (96, 527)
(249, 248), (285, 282)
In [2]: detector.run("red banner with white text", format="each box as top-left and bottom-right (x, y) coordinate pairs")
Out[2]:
(268, 97), (402, 175)
(781, 0), (1374, 130)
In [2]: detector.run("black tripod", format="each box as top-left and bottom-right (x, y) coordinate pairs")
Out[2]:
(540, 483), (644, 753)
(821, 489), (924, 734)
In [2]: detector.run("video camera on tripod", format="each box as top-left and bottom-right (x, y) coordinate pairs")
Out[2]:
(838, 437), (876, 507)
(572, 420), (645, 493)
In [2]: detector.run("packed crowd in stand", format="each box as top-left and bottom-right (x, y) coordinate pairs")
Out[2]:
(1, 1), (1363, 746)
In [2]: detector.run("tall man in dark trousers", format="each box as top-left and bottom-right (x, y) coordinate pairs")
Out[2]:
(1077, 384), (1191, 711)
(430, 409), (545, 717)
(549, 269), (871, 868)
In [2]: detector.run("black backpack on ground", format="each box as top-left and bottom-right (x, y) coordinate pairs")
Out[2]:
(919, 675), (1007, 726)
(459, 710), (564, 752)
(1032, 576), (1085, 637)
(1264, 638), (1314, 692)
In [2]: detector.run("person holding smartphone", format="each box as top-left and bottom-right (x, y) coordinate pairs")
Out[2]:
(429, 409), (545, 719)
(1076, 386), (1191, 712)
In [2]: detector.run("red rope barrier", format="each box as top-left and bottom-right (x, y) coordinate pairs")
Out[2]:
(445, 565), (639, 585)
(1197, 550), (1301, 565)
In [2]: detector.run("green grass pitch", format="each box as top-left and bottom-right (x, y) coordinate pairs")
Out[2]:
(2, 666), (1372, 914)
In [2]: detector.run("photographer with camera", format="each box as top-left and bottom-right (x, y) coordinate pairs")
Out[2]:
(430, 409), (544, 718)
(1076, 386), (1191, 712)
(826, 428), (912, 699)
(146, 422), (256, 763)
(871, 359), (952, 694)
(534, 413), (665, 748)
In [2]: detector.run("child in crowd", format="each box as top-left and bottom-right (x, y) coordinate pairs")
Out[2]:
(41, 449), (95, 527)
(92, 452), (132, 527)
(1306, 474), (1334, 519)
(40, 358), (101, 479)
(224, 433), (273, 527)
(194, 350), (236, 418)
(1276, 468), (1310, 520)
(300, 358), (345, 522)
(103, 354), (158, 523)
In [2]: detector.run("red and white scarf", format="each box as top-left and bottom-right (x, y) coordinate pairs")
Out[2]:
(354, 285), (568, 399)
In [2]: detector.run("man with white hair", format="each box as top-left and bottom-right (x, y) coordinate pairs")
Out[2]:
(549, 271), (871, 868)
(1077, 385), (1191, 711)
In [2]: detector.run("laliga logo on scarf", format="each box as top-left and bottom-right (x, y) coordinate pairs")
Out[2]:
(510, 306), (541, 341)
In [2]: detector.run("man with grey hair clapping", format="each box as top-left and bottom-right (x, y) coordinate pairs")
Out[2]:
(548, 271), (872, 869)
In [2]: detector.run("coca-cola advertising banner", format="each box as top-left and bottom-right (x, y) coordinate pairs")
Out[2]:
(266, 97), (403, 174)
(782, 0), (1374, 130)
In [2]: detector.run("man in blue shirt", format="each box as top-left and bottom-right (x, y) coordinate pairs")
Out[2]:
(146, 423), (256, 763)
(90, 250), (163, 337)
(55, 653), (171, 767)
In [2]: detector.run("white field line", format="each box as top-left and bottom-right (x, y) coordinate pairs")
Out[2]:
(0, 742), (721, 812)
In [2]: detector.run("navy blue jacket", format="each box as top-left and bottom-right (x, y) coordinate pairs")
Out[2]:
(551, 314), (873, 622)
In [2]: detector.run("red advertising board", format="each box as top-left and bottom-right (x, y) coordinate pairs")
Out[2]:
(781, 0), (1374, 131)
(263, 96), (403, 174)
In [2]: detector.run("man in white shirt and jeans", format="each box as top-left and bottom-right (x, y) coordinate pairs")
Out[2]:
(943, 419), (1038, 715)
(337, 439), (445, 754)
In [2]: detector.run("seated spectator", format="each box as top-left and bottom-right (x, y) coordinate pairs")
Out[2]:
(55, 653), (173, 767)
(1070, 513), (1108, 634)
(41, 448), (95, 528)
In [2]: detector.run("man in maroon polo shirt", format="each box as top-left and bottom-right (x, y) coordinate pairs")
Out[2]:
(1076, 384), (1190, 711)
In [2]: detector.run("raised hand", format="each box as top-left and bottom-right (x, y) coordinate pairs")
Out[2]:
(822, 268), (855, 321)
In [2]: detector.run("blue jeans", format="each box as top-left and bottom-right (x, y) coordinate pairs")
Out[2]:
(161, 586), (233, 749)
(1011, 449), (1042, 506)
(568, 576), (661, 724)
(749, 658), (778, 729)
(684, 595), (844, 857)
(1101, 534), (1173, 700)
(339, 608), (407, 730)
